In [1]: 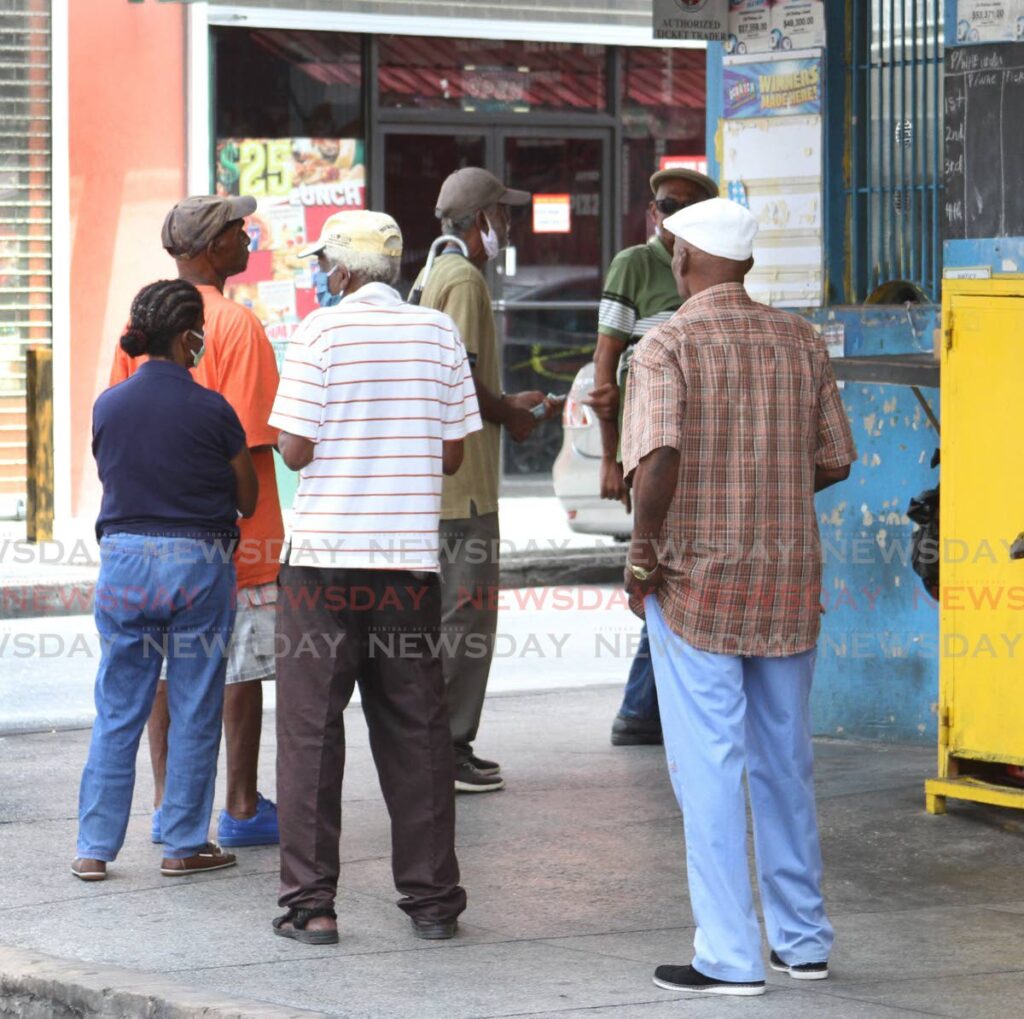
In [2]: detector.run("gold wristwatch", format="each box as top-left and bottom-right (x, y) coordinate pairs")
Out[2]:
(626, 559), (656, 582)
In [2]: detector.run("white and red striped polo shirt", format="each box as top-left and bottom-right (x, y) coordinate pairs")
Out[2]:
(269, 282), (481, 571)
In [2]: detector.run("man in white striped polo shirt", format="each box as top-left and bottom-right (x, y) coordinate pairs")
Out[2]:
(268, 210), (481, 945)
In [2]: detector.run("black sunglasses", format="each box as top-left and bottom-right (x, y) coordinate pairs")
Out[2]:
(654, 198), (700, 216)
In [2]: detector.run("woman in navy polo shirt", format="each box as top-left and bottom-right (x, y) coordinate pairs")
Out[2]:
(72, 279), (258, 882)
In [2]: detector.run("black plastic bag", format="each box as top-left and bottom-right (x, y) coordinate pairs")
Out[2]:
(906, 449), (940, 599)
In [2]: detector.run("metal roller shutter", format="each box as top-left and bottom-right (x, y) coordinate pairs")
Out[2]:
(0, 0), (50, 519)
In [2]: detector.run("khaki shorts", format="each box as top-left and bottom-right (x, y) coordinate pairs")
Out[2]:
(159, 581), (277, 685)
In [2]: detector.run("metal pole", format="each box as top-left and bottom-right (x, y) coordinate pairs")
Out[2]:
(852, 1), (862, 301)
(865, 0), (875, 294)
(888, 0), (897, 283)
(917, 0), (925, 290)
(931, 0), (941, 299)
(899, 0), (908, 284)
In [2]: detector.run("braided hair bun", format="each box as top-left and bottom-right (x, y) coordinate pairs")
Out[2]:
(122, 279), (204, 360)
(120, 326), (151, 357)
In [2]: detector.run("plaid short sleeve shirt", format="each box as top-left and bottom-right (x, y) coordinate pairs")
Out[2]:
(622, 282), (857, 657)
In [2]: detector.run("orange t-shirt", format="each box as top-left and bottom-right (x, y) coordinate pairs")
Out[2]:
(110, 285), (284, 589)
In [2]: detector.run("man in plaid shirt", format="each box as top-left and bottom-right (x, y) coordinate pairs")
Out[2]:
(622, 198), (856, 997)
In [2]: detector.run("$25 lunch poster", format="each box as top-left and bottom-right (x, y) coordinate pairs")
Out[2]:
(215, 138), (366, 356)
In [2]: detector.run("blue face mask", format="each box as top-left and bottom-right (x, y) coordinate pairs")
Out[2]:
(313, 269), (343, 307)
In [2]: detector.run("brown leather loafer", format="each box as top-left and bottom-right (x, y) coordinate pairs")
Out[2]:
(71, 857), (107, 881)
(160, 842), (236, 877)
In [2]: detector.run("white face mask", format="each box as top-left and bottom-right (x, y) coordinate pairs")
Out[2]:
(480, 215), (501, 261)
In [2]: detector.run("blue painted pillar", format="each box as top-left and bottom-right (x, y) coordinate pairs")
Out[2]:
(944, 0), (959, 47)
(705, 41), (723, 185)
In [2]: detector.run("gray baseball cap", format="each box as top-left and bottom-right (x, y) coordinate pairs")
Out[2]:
(161, 195), (257, 258)
(435, 167), (530, 221)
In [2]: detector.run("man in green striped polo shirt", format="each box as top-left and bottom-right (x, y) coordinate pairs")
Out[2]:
(586, 166), (718, 747)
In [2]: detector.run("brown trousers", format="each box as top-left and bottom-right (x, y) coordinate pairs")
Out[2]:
(275, 564), (466, 923)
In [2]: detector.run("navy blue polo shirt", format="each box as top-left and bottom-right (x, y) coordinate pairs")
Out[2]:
(93, 359), (247, 541)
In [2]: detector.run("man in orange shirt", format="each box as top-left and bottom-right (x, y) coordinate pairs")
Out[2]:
(110, 195), (284, 847)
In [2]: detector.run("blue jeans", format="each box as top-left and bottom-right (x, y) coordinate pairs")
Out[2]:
(617, 622), (660, 723)
(76, 533), (236, 861)
(646, 597), (833, 982)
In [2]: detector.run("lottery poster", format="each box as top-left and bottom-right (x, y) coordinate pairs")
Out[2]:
(727, 0), (772, 55)
(723, 52), (823, 118)
(214, 138), (366, 354)
(770, 0), (826, 51)
(956, 0), (1024, 43)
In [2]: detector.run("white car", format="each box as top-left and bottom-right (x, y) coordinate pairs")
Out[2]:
(552, 361), (633, 541)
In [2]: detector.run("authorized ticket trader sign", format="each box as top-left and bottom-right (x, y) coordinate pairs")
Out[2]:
(653, 0), (728, 41)
(214, 138), (366, 355)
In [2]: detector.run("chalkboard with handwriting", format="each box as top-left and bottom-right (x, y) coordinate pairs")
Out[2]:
(943, 43), (1024, 239)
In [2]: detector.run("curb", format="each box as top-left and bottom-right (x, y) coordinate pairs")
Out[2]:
(0, 944), (327, 1019)
(0, 580), (95, 621)
(0, 547), (628, 620)
(498, 546), (626, 589)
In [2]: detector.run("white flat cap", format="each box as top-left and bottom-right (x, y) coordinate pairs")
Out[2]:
(662, 197), (758, 261)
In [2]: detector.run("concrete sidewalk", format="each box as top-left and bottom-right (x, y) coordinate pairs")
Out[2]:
(2, 685), (1024, 1017)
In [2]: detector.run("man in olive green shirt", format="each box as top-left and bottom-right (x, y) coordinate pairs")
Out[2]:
(418, 167), (556, 793)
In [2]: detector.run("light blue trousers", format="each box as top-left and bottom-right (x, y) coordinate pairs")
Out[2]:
(645, 596), (834, 983)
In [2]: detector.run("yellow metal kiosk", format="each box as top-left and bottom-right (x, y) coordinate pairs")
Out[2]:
(925, 276), (1024, 814)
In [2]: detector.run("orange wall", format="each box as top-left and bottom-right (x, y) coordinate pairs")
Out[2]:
(68, 2), (186, 519)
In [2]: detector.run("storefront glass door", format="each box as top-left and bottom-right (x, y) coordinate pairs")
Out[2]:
(497, 132), (607, 473)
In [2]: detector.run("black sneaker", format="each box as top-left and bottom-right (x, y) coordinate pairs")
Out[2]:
(653, 964), (765, 997)
(769, 949), (829, 980)
(454, 761), (505, 793)
(468, 753), (500, 776)
(610, 713), (663, 746)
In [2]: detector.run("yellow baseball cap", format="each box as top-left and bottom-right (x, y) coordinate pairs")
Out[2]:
(297, 210), (403, 260)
